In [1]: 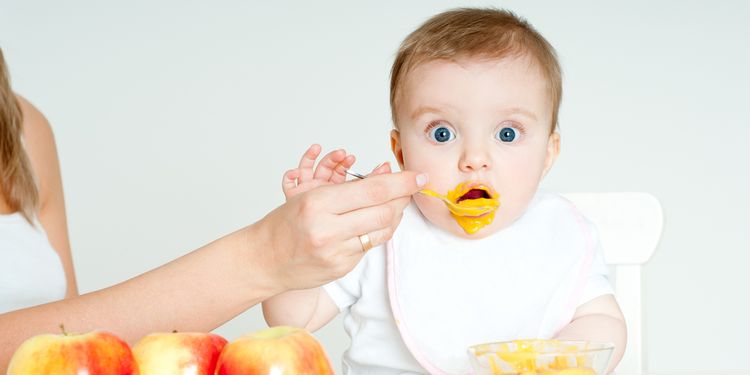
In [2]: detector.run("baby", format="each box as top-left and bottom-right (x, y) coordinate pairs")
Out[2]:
(264, 8), (626, 375)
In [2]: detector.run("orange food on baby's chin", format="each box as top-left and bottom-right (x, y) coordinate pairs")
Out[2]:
(445, 183), (500, 234)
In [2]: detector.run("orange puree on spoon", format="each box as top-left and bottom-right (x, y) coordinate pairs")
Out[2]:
(420, 182), (499, 234)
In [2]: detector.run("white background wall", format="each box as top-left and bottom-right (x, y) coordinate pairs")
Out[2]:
(2, 1), (748, 373)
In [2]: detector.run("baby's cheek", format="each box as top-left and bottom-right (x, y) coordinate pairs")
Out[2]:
(412, 194), (441, 217)
(413, 195), (451, 223)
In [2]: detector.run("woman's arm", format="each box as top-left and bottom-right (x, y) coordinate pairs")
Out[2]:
(0, 221), (277, 372)
(554, 294), (627, 374)
(0, 170), (425, 372)
(17, 96), (78, 297)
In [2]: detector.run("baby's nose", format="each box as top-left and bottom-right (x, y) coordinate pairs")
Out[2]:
(459, 149), (491, 171)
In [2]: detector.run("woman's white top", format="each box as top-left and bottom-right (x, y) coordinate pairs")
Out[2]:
(0, 212), (67, 314)
(323, 192), (614, 375)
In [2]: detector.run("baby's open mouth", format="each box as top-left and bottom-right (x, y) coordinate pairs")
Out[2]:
(456, 188), (492, 203)
(441, 183), (500, 234)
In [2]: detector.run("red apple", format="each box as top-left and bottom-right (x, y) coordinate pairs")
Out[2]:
(7, 326), (137, 374)
(132, 331), (227, 374)
(216, 326), (334, 375)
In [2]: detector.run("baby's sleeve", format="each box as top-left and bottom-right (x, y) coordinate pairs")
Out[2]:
(579, 220), (615, 306)
(322, 253), (366, 311)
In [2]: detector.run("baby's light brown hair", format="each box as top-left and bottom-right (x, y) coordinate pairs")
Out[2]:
(390, 8), (562, 133)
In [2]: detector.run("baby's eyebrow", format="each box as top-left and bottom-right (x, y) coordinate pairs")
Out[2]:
(410, 105), (539, 122)
(410, 106), (445, 120)
(502, 107), (538, 121)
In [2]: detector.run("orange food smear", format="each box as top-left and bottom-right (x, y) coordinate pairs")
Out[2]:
(422, 182), (500, 234)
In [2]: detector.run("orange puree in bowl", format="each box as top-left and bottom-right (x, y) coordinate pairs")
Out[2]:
(475, 340), (597, 375)
(421, 182), (499, 234)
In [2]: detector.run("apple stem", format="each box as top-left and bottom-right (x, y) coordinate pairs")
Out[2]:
(60, 323), (68, 336)
(172, 329), (178, 333)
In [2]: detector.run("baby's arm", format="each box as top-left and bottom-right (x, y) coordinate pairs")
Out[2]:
(554, 294), (626, 374)
(263, 288), (340, 331)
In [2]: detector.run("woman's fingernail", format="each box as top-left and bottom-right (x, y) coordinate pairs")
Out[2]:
(416, 173), (429, 187)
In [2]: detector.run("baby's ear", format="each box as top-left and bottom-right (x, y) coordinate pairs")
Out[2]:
(542, 131), (561, 177)
(390, 129), (405, 169)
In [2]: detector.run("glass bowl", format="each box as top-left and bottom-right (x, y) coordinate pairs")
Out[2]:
(467, 339), (614, 375)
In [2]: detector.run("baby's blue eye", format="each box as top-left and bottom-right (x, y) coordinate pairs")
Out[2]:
(496, 127), (518, 142)
(428, 126), (455, 143)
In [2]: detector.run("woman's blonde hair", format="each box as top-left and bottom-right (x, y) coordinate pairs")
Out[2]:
(0, 48), (39, 223)
(390, 8), (562, 132)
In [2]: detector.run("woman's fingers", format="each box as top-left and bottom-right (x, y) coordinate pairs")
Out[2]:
(319, 215), (403, 279)
(265, 172), (424, 290)
(334, 225), (399, 265)
(320, 171), (427, 214)
(298, 144), (322, 183)
(316, 195), (411, 246)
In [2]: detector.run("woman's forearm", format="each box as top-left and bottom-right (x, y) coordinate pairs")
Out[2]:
(0, 170), (424, 372)
(0, 223), (276, 371)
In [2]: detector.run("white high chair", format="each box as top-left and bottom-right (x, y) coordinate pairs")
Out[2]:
(563, 193), (663, 375)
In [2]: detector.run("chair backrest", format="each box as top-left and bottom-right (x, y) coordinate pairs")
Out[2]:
(563, 192), (663, 375)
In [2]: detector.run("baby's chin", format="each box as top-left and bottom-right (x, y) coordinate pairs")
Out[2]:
(447, 217), (508, 239)
(414, 200), (514, 239)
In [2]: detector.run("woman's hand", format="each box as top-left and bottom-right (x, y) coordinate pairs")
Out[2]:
(255, 170), (428, 292)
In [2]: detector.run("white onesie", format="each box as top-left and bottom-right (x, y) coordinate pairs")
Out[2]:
(323, 191), (613, 375)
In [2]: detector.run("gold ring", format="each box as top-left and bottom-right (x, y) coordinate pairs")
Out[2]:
(358, 234), (373, 252)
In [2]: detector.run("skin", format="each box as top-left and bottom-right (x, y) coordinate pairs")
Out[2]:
(0, 99), (426, 372)
(265, 55), (626, 374)
(391, 56), (559, 239)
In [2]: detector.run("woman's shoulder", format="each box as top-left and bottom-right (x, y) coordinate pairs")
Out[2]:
(16, 94), (60, 205)
(17, 95), (55, 150)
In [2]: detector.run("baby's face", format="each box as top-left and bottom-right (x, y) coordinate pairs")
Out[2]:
(392, 55), (560, 239)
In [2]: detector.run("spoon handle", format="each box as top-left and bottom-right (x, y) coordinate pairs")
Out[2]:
(344, 170), (367, 180)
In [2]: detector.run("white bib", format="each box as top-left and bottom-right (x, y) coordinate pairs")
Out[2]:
(386, 192), (594, 375)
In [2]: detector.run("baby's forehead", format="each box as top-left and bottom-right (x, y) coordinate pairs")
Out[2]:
(405, 53), (544, 84)
(397, 55), (552, 109)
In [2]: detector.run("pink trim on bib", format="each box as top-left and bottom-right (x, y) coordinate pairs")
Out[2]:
(554, 202), (595, 335)
(386, 239), (457, 375)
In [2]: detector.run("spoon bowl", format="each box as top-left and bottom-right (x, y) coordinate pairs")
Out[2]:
(418, 189), (497, 217)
